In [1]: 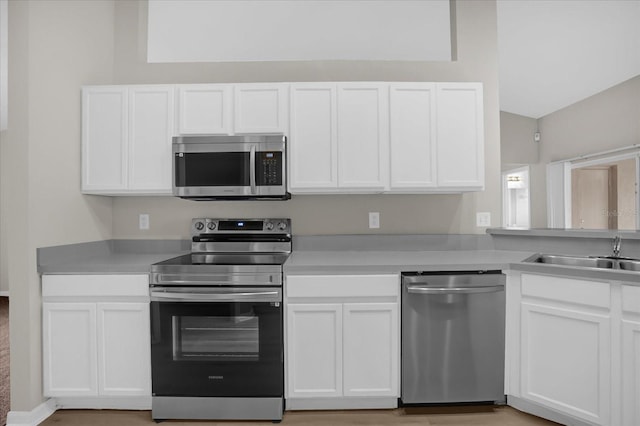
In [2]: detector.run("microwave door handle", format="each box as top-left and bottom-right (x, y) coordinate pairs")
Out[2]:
(250, 145), (257, 195)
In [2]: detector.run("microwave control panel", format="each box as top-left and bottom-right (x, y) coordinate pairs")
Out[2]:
(257, 152), (283, 186)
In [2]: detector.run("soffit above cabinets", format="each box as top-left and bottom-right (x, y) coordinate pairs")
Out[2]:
(147, 0), (452, 63)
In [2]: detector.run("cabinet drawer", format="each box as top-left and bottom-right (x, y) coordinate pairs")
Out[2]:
(42, 275), (149, 297)
(521, 273), (610, 309)
(286, 275), (398, 298)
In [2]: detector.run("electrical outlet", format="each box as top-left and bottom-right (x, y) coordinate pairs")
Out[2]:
(369, 212), (380, 229)
(476, 212), (491, 227)
(139, 214), (150, 230)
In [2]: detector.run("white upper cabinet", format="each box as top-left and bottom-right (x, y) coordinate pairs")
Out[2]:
(289, 83), (338, 191)
(289, 83), (390, 193)
(82, 85), (175, 196)
(289, 81), (484, 194)
(82, 81), (484, 196)
(177, 83), (288, 135)
(389, 83), (437, 190)
(128, 86), (175, 192)
(436, 82), (484, 190)
(337, 83), (389, 191)
(177, 84), (232, 135)
(82, 87), (128, 192)
(234, 84), (288, 134)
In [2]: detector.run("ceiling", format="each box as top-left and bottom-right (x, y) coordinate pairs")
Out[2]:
(497, 0), (640, 119)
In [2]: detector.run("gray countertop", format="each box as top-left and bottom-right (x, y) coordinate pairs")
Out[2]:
(37, 237), (640, 286)
(38, 252), (186, 275)
(284, 250), (534, 274)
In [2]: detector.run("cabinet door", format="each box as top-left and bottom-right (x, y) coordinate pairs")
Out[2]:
(436, 83), (484, 190)
(97, 303), (151, 396)
(43, 303), (98, 396)
(622, 319), (640, 426)
(343, 303), (398, 397)
(289, 84), (338, 191)
(622, 285), (640, 426)
(337, 83), (389, 191)
(82, 87), (128, 193)
(286, 304), (342, 398)
(520, 302), (610, 425)
(177, 84), (232, 134)
(234, 84), (288, 134)
(128, 86), (175, 193)
(389, 83), (437, 190)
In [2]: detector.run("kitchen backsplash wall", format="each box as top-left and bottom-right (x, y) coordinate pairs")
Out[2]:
(113, 193), (484, 239)
(111, 0), (501, 238)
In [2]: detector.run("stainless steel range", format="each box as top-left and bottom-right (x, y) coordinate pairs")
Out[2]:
(149, 218), (291, 421)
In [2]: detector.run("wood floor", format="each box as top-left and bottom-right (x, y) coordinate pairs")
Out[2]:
(40, 406), (560, 426)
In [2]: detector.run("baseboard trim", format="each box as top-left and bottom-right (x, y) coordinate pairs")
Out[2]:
(508, 395), (599, 426)
(6, 399), (57, 426)
(286, 396), (398, 411)
(55, 396), (151, 410)
(0, 290), (8, 297)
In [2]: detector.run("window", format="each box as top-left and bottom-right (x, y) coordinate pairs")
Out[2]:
(547, 148), (640, 230)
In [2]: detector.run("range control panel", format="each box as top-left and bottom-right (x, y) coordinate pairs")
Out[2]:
(191, 218), (291, 235)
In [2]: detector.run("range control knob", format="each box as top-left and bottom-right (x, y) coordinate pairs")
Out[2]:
(207, 222), (217, 230)
(278, 222), (288, 231)
(265, 222), (274, 231)
(194, 221), (205, 231)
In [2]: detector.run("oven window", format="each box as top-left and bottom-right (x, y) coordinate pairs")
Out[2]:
(173, 315), (259, 362)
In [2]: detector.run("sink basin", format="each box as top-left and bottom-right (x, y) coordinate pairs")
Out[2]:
(617, 259), (640, 271)
(532, 254), (614, 269)
(526, 253), (640, 271)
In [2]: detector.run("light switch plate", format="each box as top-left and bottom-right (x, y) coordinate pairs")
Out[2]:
(139, 214), (150, 230)
(476, 212), (491, 227)
(369, 212), (380, 229)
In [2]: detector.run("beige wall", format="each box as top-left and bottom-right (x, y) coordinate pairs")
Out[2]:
(111, 0), (501, 239)
(1, 0), (115, 412)
(500, 111), (538, 166)
(530, 75), (640, 227)
(1, 0), (501, 413)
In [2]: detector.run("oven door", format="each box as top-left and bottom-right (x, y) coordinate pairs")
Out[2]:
(150, 286), (283, 398)
(172, 138), (287, 199)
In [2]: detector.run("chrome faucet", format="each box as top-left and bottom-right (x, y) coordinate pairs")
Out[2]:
(613, 235), (622, 258)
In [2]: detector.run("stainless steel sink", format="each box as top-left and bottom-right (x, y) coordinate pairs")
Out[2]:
(617, 259), (640, 271)
(532, 254), (614, 269)
(526, 253), (640, 271)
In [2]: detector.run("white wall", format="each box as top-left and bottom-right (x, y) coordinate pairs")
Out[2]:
(111, 0), (501, 239)
(147, 0), (452, 63)
(0, 0), (115, 412)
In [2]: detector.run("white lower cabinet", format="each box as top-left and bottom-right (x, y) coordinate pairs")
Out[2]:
(621, 285), (640, 426)
(507, 272), (623, 426)
(342, 303), (398, 397)
(520, 302), (610, 424)
(43, 303), (99, 396)
(97, 303), (150, 396)
(42, 275), (151, 407)
(287, 304), (343, 398)
(285, 274), (399, 409)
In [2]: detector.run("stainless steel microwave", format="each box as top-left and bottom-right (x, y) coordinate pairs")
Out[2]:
(172, 135), (289, 200)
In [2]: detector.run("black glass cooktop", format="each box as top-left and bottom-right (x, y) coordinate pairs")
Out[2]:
(154, 253), (290, 267)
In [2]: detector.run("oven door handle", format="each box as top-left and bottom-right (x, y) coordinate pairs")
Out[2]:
(150, 289), (281, 303)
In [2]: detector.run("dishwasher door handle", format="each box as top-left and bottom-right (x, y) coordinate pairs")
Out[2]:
(406, 285), (504, 294)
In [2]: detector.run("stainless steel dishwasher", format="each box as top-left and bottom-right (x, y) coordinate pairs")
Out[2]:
(401, 270), (506, 405)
